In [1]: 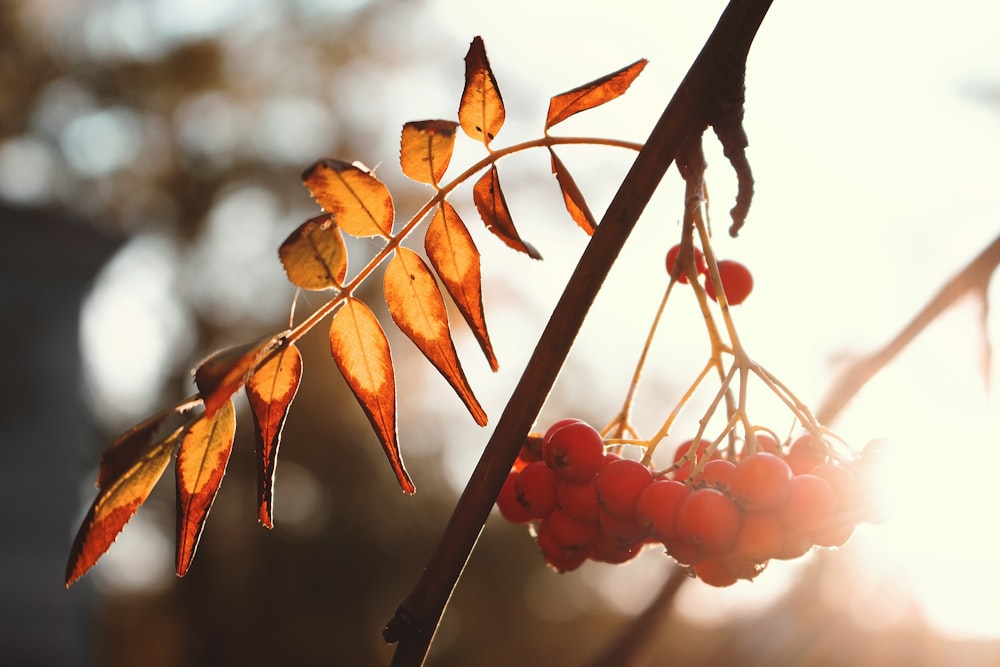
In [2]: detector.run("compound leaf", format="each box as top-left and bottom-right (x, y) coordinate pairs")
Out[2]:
(549, 149), (597, 235)
(545, 58), (648, 130)
(175, 399), (237, 576)
(425, 201), (497, 371)
(329, 298), (414, 494)
(194, 334), (285, 419)
(473, 166), (541, 259)
(459, 36), (505, 146)
(385, 247), (488, 426)
(302, 158), (394, 238)
(400, 120), (459, 186)
(246, 343), (303, 528)
(279, 214), (348, 290)
(66, 425), (181, 587)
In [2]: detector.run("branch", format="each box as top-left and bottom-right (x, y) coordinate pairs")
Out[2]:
(384, 2), (774, 664)
(816, 231), (1000, 425)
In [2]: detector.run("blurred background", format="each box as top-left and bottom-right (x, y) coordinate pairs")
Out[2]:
(3, 0), (1000, 665)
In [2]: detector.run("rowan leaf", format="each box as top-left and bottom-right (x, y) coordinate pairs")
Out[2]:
(96, 400), (197, 490)
(425, 201), (498, 371)
(175, 399), (237, 576)
(458, 36), (505, 146)
(385, 247), (488, 426)
(400, 120), (459, 186)
(302, 158), (394, 238)
(278, 214), (348, 290)
(329, 298), (414, 494)
(246, 343), (303, 528)
(473, 166), (542, 259)
(549, 149), (597, 235)
(545, 58), (648, 130)
(65, 426), (181, 587)
(194, 333), (285, 419)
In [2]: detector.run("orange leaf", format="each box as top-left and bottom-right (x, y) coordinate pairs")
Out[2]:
(246, 343), (303, 528)
(194, 333), (285, 418)
(385, 247), (488, 426)
(175, 399), (237, 576)
(424, 201), (498, 371)
(96, 400), (198, 489)
(65, 426), (181, 587)
(545, 58), (648, 130)
(472, 166), (541, 259)
(329, 298), (414, 494)
(549, 149), (597, 235)
(302, 158), (394, 238)
(458, 36), (505, 146)
(400, 120), (459, 186)
(278, 214), (348, 290)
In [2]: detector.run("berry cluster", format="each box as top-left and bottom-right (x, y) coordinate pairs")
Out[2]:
(665, 243), (754, 305)
(496, 421), (876, 586)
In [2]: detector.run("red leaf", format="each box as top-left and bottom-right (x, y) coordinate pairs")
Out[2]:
(329, 298), (414, 494)
(194, 333), (285, 418)
(175, 399), (237, 576)
(472, 166), (541, 259)
(385, 247), (488, 426)
(66, 427), (181, 587)
(549, 149), (597, 235)
(424, 201), (498, 371)
(302, 158), (394, 238)
(400, 120), (459, 186)
(278, 214), (348, 290)
(458, 36), (505, 145)
(246, 343), (303, 528)
(545, 59), (648, 130)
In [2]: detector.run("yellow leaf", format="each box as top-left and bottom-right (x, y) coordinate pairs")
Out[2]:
(385, 247), (487, 426)
(545, 59), (648, 130)
(458, 36), (505, 146)
(278, 214), (348, 290)
(400, 120), (459, 186)
(302, 158), (394, 238)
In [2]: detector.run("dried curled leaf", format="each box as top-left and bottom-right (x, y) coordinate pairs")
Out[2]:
(302, 158), (394, 238)
(459, 36), (505, 145)
(549, 149), (597, 235)
(175, 399), (237, 576)
(425, 201), (497, 371)
(545, 58), (648, 130)
(279, 214), (348, 290)
(246, 343), (303, 528)
(385, 247), (488, 426)
(400, 120), (459, 186)
(473, 166), (541, 259)
(329, 298), (414, 494)
(66, 425), (182, 587)
(194, 333), (286, 418)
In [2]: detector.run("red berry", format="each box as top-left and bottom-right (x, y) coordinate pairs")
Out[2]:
(542, 419), (605, 483)
(514, 461), (559, 518)
(734, 511), (784, 562)
(535, 520), (588, 572)
(785, 434), (827, 475)
(598, 509), (647, 548)
(705, 259), (753, 305)
(748, 431), (782, 456)
(595, 459), (654, 518)
(512, 433), (544, 472)
(665, 243), (707, 284)
(672, 438), (717, 481)
(779, 473), (837, 534)
(497, 471), (534, 523)
(557, 479), (600, 522)
(676, 487), (741, 555)
(548, 508), (600, 551)
(590, 533), (644, 564)
(635, 479), (690, 540)
(730, 452), (793, 511)
(692, 559), (739, 587)
(697, 459), (736, 490)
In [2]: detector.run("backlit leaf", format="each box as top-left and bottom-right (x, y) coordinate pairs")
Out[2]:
(175, 399), (237, 576)
(425, 201), (498, 371)
(385, 247), (488, 426)
(278, 214), (348, 290)
(545, 58), (648, 130)
(473, 166), (541, 259)
(329, 298), (414, 494)
(302, 158), (394, 238)
(246, 343), (303, 528)
(549, 149), (597, 235)
(458, 36), (505, 146)
(400, 120), (459, 186)
(96, 399), (198, 489)
(66, 426), (181, 587)
(194, 333), (286, 419)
